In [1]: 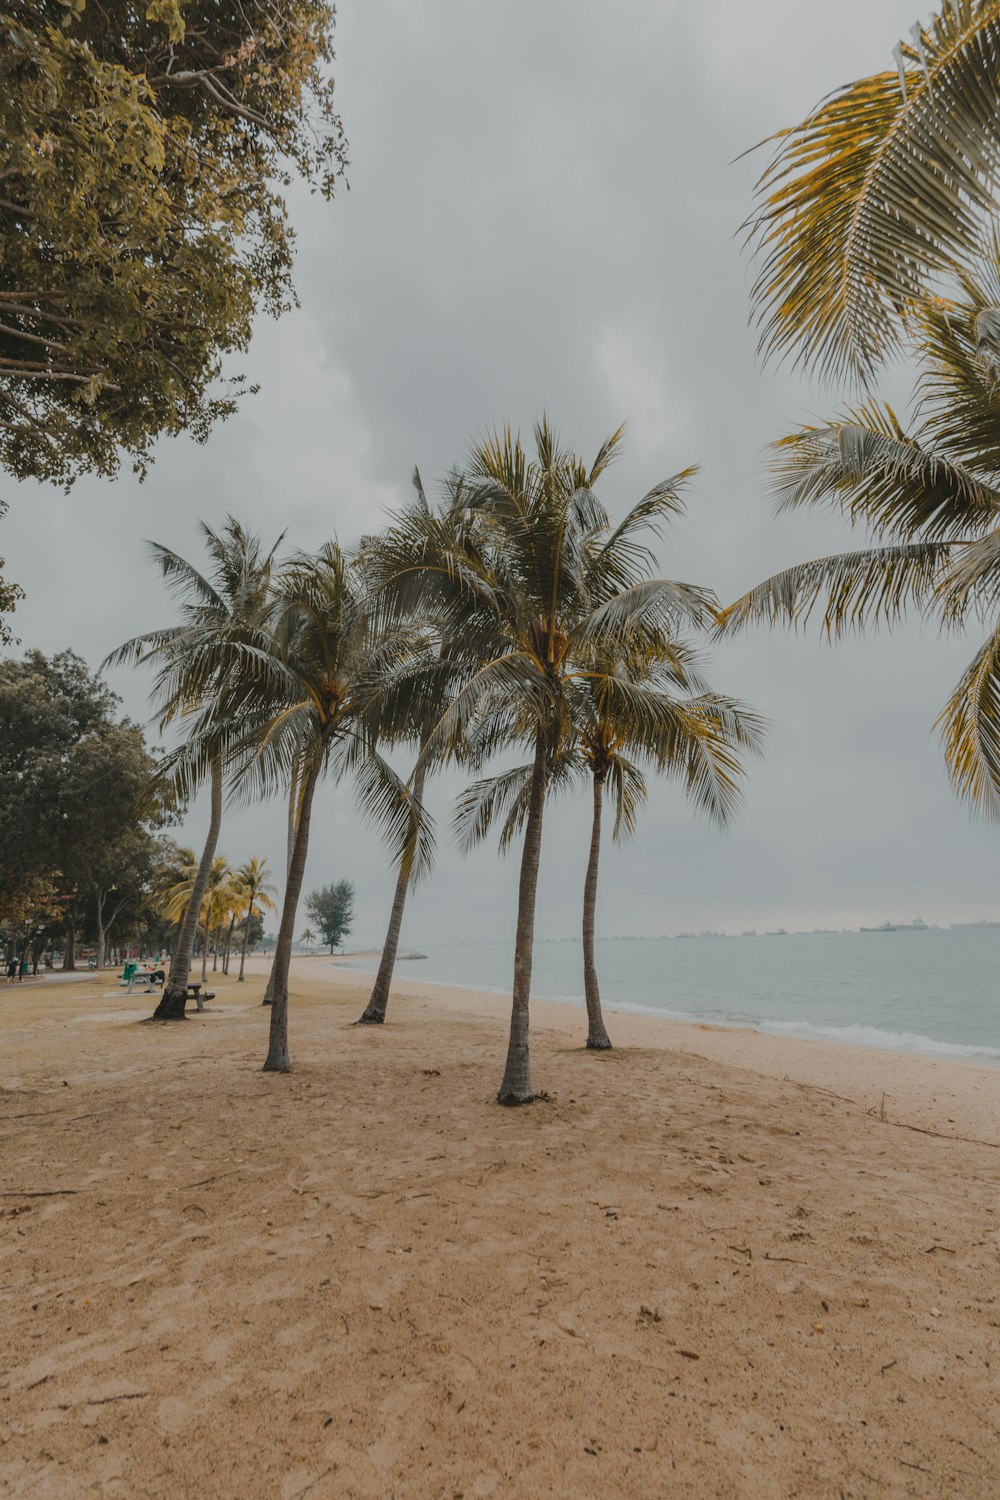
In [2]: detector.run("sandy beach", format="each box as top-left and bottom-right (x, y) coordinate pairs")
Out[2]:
(1, 957), (997, 1498)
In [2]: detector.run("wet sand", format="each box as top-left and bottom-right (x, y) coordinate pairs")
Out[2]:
(1, 958), (998, 1498)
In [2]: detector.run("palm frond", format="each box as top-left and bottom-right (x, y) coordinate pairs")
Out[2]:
(771, 411), (1000, 541)
(937, 623), (1000, 817)
(717, 542), (951, 638)
(746, 2), (1000, 379)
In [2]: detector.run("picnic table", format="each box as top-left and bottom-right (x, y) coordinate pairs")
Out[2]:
(186, 982), (215, 1011)
(120, 964), (164, 993)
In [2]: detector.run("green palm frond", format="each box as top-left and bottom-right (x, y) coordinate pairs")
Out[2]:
(574, 577), (719, 648)
(746, 2), (1000, 380)
(453, 751), (584, 854)
(605, 755), (648, 841)
(916, 267), (1000, 481)
(717, 542), (950, 638)
(350, 742), (435, 881)
(937, 624), (1000, 816)
(771, 410), (1000, 541)
(933, 529), (1000, 625)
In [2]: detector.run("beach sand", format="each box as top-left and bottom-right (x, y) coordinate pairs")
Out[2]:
(1, 958), (997, 1498)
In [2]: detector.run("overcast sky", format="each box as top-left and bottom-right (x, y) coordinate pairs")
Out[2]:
(6, 0), (998, 946)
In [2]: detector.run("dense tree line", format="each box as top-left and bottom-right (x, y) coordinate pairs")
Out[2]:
(0, 650), (174, 969)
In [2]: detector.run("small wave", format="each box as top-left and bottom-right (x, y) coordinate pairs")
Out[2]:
(755, 1018), (1000, 1060)
(331, 962), (1000, 1061)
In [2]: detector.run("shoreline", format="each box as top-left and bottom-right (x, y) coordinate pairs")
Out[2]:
(256, 955), (1000, 1145)
(326, 954), (1000, 1070)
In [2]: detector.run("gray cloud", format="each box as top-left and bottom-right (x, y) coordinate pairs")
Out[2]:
(6, 0), (995, 947)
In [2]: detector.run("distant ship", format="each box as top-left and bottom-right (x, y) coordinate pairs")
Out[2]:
(859, 918), (929, 933)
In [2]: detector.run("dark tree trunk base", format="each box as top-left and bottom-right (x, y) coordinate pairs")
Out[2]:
(262, 1048), (291, 1073)
(496, 1087), (535, 1106)
(151, 990), (187, 1021)
(356, 1007), (386, 1025)
(262, 997), (273, 1006)
(586, 1033), (613, 1050)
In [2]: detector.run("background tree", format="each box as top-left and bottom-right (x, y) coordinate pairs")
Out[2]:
(152, 541), (433, 1071)
(0, 0), (347, 484)
(235, 857), (277, 981)
(108, 518), (283, 1019)
(305, 880), (356, 954)
(0, 500), (24, 646)
(746, 2), (1000, 381)
(0, 650), (163, 965)
(299, 927), (317, 954)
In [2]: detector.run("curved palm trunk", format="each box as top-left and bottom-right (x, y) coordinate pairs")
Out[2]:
(238, 901), (254, 982)
(152, 758), (223, 1021)
(222, 914), (235, 974)
(497, 730), (548, 1106)
(201, 920), (210, 982)
(263, 769), (300, 1007)
(582, 774), (612, 1050)
(263, 763), (320, 1073)
(358, 761), (427, 1024)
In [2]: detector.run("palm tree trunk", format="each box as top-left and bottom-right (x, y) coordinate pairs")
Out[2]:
(222, 914), (235, 974)
(358, 760), (427, 1024)
(201, 919), (209, 982)
(263, 768), (300, 1008)
(263, 762), (320, 1073)
(94, 891), (106, 971)
(582, 774), (612, 1049)
(152, 757), (223, 1021)
(497, 729), (548, 1105)
(238, 901), (253, 982)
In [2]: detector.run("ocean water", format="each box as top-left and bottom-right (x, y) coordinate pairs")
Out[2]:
(339, 927), (1000, 1063)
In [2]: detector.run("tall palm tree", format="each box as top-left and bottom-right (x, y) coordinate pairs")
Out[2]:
(235, 856), (277, 981)
(719, 267), (1000, 814)
(356, 470), (469, 1027)
(571, 654), (762, 1049)
(370, 419), (719, 1104)
(106, 518), (283, 1019)
(456, 648), (763, 1051)
(154, 542), (435, 1072)
(299, 926), (317, 953)
(746, 2), (1000, 383)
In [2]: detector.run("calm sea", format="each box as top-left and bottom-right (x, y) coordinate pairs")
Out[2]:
(339, 927), (1000, 1063)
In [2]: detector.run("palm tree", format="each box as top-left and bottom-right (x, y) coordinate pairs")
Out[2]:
(746, 2), (1000, 383)
(154, 542), (434, 1072)
(574, 667), (762, 1049)
(719, 267), (1000, 814)
(370, 419), (719, 1104)
(456, 647), (763, 1051)
(202, 859), (235, 979)
(299, 926), (317, 954)
(356, 470), (469, 1027)
(106, 518), (283, 1019)
(235, 857), (277, 981)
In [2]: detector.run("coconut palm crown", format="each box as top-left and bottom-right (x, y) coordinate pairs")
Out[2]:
(105, 517), (285, 1018)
